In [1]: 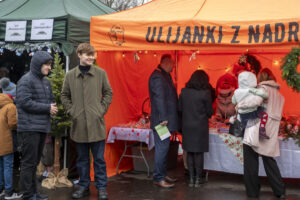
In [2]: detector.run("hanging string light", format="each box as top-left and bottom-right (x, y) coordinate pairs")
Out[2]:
(225, 66), (231, 72)
(197, 65), (203, 70)
(273, 60), (280, 67)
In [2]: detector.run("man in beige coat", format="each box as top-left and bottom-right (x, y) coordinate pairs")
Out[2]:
(61, 43), (112, 200)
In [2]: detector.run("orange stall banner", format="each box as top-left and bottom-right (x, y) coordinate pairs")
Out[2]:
(91, 0), (300, 51)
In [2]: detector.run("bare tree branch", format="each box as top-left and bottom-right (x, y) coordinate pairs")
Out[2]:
(99, 0), (150, 11)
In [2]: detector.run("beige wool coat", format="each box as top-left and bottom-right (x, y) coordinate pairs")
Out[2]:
(238, 80), (284, 157)
(252, 80), (284, 157)
(61, 66), (113, 143)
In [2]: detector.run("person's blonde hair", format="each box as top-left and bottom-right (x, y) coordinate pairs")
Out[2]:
(76, 43), (95, 55)
(258, 68), (276, 83)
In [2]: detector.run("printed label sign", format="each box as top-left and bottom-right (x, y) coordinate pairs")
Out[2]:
(31, 19), (54, 40)
(5, 21), (27, 41)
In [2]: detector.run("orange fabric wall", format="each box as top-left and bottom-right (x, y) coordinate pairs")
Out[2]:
(97, 50), (300, 177)
(96, 51), (174, 177)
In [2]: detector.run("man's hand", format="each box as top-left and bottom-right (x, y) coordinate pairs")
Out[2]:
(160, 120), (168, 126)
(50, 103), (58, 115)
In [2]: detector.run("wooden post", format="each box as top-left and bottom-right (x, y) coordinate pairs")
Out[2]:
(54, 138), (61, 175)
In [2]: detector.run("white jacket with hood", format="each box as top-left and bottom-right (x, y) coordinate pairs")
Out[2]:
(232, 71), (268, 114)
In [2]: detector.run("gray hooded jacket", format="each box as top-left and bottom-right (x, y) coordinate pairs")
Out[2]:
(16, 51), (54, 133)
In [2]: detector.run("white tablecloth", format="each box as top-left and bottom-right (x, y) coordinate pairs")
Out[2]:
(204, 132), (300, 178)
(107, 127), (155, 150)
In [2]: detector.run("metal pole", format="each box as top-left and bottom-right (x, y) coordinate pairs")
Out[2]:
(66, 55), (70, 72)
(63, 55), (70, 169)
(175, 50), (178, 88)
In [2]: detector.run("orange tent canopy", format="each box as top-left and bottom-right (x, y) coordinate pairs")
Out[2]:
(91, 0), (300, 50)
(90, 0), (300, 177)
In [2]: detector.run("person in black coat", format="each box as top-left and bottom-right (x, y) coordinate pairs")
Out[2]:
(149, 54), (179, 188)
(178, 70), (214, 187)
(16, 51), (58, 200)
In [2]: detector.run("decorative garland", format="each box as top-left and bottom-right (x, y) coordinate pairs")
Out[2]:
(281, 47), (300, 92)
(0, 42), (62, 56)
(238, 53), (262, 75)
(280, 115), (300, 147)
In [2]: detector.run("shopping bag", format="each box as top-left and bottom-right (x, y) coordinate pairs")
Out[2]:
(243, 120), (260, 147)
(229, 116), (244, 137)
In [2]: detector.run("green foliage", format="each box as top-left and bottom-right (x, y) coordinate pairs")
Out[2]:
(281, 46), (300, 92)
(48, 53), (71, 138)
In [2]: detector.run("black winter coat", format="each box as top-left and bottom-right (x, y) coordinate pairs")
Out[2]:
(149, 66), (179, 132)
(16, 51), (54, 133)
(179, 88), (213, 152)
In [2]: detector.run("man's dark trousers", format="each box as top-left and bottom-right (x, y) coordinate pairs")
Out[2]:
(76, 140), (107, 190)
(20, 132), (46, 199)
(153, 130), (170, 182)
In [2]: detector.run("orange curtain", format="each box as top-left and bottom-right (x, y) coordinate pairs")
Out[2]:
(97, 51), (174, 177)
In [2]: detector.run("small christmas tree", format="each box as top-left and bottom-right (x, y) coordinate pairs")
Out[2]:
(48, 53), (71, 175)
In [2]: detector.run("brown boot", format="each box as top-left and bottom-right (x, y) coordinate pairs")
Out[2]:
(165, 176), (177, 183)
(153, 180), (175, 188)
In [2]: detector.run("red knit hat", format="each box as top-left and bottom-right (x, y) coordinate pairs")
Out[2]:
(216, 73), (237, 96)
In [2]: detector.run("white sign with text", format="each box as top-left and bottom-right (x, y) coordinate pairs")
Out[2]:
(5, 21), (27, 41)
(31, 19), (54, 40)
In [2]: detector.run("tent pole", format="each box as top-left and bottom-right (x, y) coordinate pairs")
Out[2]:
(63, 55), (70, 169)
(66, 55), (70, 72)
(175, 50), (178, 89)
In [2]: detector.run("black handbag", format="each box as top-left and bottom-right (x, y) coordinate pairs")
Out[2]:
(229, 117), (244, 137)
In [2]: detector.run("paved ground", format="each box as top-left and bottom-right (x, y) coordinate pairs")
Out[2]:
(38, 157), (300, 200)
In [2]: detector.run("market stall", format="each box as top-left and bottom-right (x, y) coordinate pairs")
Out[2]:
(0, 0), (115, 179)
(90, 0), (300, 177)
(0, 0), (115, 75)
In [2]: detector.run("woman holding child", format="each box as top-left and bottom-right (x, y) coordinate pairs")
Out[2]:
(234, 68), (286, 199)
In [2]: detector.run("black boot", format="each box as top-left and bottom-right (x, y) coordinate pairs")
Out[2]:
(98, 189), (108, 200)
(188, 167), (195, 187)
(72, 186), (90, 199)
(194, 168), (204, 187)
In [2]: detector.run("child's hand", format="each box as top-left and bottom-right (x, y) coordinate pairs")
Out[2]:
(249, 88), (255, 94)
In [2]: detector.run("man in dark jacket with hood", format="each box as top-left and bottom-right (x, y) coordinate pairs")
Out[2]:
(16, 51), (57, 200)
